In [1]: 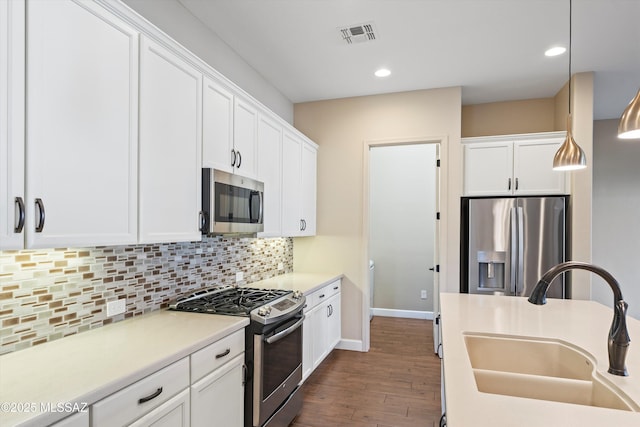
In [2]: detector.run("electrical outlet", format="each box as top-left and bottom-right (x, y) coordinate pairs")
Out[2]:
(420, 290), (427, 300)
(107, 299), (126, 317)
(277, 262), (284, 271)
(236, 271), (244, 282)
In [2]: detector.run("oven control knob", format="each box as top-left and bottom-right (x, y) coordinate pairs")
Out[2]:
(292, 290), (303, 300)
(258, 306), (272, 317)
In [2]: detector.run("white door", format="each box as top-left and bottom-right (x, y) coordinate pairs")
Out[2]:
(26, 0), (139, 248)
(463, 142), (513, 196)
(281, 131), (303, 236)
(233, 97), (258, 178)
(191, 354), (244, 427)
(0, 0), (25, 250)
(514, 138), (567, 195)
(257, 113), (282, 237)
(139, 35), (202, 244)
(202, 77), (234, 173)
(300, 141), (317, 236)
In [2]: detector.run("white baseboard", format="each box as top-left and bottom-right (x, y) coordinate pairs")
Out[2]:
(371, 308), (434, 320)
(335, 339), (363, 352)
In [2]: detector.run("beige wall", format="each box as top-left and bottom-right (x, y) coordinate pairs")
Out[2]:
(293, 88), (462, 347)
(462, 98), (556, 137)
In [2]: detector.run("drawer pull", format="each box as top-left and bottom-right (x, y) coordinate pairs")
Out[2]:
(215, 348), (231, 359)
(333, 286), (338, 290)
(138, 387), (163, 404)
(319, 294), (325, 298)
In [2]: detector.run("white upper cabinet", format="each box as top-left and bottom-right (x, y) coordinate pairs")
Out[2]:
(281, 130), (317, 236)
(202, 77), (234, 173)
(139, 35), (202, 244)
(257, 113), (283, 237)
(0, 0), (25, 250)
(463, 132), (568, 196)
(202, 78), (258, 179)
(233, 97), (258, 179)
(25, 0), (139, 248)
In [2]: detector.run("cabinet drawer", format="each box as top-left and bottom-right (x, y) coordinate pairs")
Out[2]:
(304, 280), (341, 313)
(191, 329), (245, 383)
(91, 358), (189, 427)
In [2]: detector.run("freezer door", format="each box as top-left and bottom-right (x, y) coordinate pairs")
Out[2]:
(467, 198), (516, 295)
(516, 197), (566, 298)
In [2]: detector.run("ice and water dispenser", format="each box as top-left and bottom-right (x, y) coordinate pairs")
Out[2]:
(476, 251), (506, 294)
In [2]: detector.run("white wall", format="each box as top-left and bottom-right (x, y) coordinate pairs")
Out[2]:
(593, 119), (640, 320)
(369, 144), (437, 312)
(121, 0), (293, 123)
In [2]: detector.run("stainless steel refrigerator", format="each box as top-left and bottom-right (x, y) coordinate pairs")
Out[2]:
(461, 196), (569, 298)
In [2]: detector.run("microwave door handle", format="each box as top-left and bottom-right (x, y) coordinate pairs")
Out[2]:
(258, 191), (264, 224)
(249, 191), (261, 223)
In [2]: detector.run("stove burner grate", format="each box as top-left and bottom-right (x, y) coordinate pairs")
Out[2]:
(172, 287), (291, 316)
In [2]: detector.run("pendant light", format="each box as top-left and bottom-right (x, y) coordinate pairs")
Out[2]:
(617, 89), (640, 139)
(553, 0), (586, 171)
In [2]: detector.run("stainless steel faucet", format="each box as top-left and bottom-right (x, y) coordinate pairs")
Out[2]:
(528, 261), (631, 376)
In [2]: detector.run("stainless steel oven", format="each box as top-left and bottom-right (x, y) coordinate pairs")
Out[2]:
(169, 286), (305, 427)
(251, 310), (304, 427)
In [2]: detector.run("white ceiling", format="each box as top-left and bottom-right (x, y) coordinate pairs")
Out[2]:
(178, 0), (640, 120)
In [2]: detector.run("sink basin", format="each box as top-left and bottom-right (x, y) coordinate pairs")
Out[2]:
(463, 333), (638, 411)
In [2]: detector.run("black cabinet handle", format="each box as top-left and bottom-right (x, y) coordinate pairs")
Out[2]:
(333, 286), (338, 290)
(14, 197), (25, 233)
(138, 387), (163, 404)
(508, 178), (512, 190)
(231, 149), (237, 167)
(215, 348), (231, 359)
(35, 198), (45, 232)
(319, 294), (325, 298)
(236, 151), (242, 168)
(242, 364), (248, 386)
(515, 177), (519, 190)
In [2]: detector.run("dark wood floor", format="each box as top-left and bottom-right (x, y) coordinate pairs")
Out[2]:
(291, 316), (442, 427)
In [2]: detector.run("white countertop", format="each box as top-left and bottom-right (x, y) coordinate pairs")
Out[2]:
(440, 293), (640, 426)
(0, 310), (249, 427)
(248, 272), (343, 295)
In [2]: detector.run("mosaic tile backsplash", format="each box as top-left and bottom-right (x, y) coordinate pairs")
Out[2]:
(0, 236), (293, 355)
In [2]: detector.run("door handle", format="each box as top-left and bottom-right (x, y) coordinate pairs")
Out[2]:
(35, 198), (45, 233)
(14, 197), (25, 233)
(231, 149), (237, 167)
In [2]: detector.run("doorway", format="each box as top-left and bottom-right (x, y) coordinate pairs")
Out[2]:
(368, 143), (439, 320)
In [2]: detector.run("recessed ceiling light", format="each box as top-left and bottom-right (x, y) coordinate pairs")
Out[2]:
(374, 68), (391, 77)
(545, 46), (566, 57)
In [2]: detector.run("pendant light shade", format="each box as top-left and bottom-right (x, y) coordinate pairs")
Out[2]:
(554, 115), (586, 171)
(618, 88), (640, 139)
(553, 0), (587, 170)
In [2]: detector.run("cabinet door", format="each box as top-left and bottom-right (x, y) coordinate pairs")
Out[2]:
(202, 77), (234, 173)
(310, 301), (328, 369)
(257, 113), (282, 237)
(129, 389), (190, 427)
(327, 293), (341, 350)
(0, 0), (25, 250)
(139, 36), (202, 244)
(233, 97), (258, 179)
(26, 0), (139, 248)
(300, 141), (317, 236)
(191, 354), (244, 427)
(463, 142), (513, 196)
(281, 131), (303, 236)
(302, 314), (314, 381)
(514, 138), (567, 195)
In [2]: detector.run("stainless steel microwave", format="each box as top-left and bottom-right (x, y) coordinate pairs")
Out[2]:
(201, 168), (264, 235)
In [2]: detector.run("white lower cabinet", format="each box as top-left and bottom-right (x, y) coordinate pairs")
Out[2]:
(91, 358), (190, 427)
(302, 280), (341, 381)
(129, 389), (190, 427)
(190, 353), (245, 427)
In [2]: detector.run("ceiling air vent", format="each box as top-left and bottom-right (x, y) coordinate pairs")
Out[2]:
(339, 22), (377, 44)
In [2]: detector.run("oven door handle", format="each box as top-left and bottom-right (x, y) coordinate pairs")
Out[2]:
(264, 316), (305, 344)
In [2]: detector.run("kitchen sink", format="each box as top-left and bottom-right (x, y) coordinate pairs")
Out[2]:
(463, 333), (639, 411)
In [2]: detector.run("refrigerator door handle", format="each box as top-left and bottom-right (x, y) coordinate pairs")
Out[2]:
(510, 207), (518, 295)
(516, 206), (525, 295)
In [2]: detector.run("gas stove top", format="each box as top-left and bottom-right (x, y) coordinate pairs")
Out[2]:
(169, 285), (305, 324)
